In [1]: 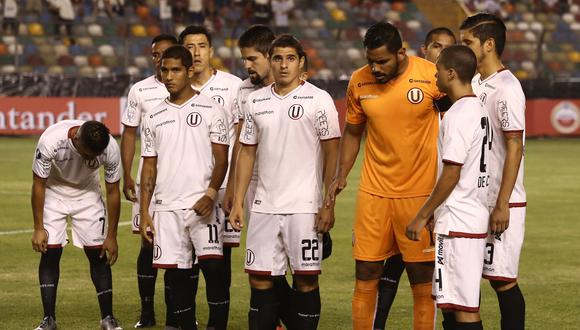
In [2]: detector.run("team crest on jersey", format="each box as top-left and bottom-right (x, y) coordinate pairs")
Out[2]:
(407, 88), (424, 104)
(153, 245), (162, 260)
(212, 95), (225, 106)
(186, 112), (203, 127)
(246, 249), (255, 266)
(288, 104), (304, 120)
(85, 158), (99, 169)
(479, 92), (488, 105)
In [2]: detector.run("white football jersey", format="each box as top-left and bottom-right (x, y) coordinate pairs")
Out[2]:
(434, 96), (490, 236)
(240, 81), (341, 214)
(141, 93), (229, 211)
(122, 75), (169, 184)
(472, 69), (526, 206)
(195, 69), (242, 188)
(32, 120), (121, 200)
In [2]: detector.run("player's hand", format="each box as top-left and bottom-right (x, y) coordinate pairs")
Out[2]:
(315, 207), (335, 233)
(490, 202), (509, 235)
(140, 212), (155, 245)
(31, 229), (48, 253)
(325, 176), (347, 207)
(193, 195), (214, 217)
(406, 214), (431, 241)
(229, 204), (245, 231)
(100, 236), (118, 266)
(123, 176), (137, 202)
(222, 184), (235, 215)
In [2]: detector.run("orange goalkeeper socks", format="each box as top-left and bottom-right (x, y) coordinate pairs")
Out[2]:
(352, 278), (379, 330)
(411, 282), (436, 330)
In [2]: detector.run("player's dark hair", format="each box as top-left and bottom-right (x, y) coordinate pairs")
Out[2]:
(303, 54), (308, 72)
(460, 13), (506, 56)
(238, 25), (276, 56)
(363, 22), (403, 53)
(161, 45), (193, 68)
(268, 34), (306, 59)
(424, 27), (456, 46)
(80, 121), (110, 155)
(438, 45), (477, 84)
(151, 34), (178, 45)
(179, 25), (212, 46)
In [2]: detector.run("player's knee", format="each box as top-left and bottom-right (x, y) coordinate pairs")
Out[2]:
(489, 279), (517, 292)
(249, 274), (274, 289)
(293, 274), (319, 292)
(355, 260), (384, 280)
(405, 261), (434, 285)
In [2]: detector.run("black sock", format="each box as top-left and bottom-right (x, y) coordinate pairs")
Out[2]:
(137, 245), (157, 318)
(442, 311), (456, 330)
(191, 263), (200, 302)
(39, 247), (63, 319)
(200, 259), (230, 330)
(373, 254), (405, 330)
(164, 271), (178, 327)
(293, 288), (321, 330)
(166, 269), (197, 330)
(249, 287), (279, 330)
(455, 320), (483, 330)
(223, 247), (232, 289)
(497, 284), (525, 330)
(84, 248), (113, 319)
(274, 276), (294, 328)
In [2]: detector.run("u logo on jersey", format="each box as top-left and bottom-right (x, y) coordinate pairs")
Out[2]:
(246, 249), (255, 266)
(153, 245), (162, 260)
(85, 158), (99, 169)
(186, 112), (202, 127)
(288, 104), (304, 120)
(212, 95), (225, 106)
(407, 88), (424, 104)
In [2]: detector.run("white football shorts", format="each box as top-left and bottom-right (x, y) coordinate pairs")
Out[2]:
(152, 208), (223, 269)
(432, 234), (486, 312)
(245, 212), (322, 276)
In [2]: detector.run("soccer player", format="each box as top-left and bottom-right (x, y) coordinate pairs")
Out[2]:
(326, 22), (444, 329)
(120, 33), (178, 329)
(139, 45), (230, 330)
(422, 27), (457, 63)
(461, 13), (527, 330)
(178, 26), (241, 320)
(406, 45), (491, 330)
(31, 120), (122, 330)
(229, 34), (341, 329)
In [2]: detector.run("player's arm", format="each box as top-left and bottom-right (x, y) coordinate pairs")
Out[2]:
(139, 156), (157, 243)
(326, 122), (365, 205)
(223, 122), (242, 214)
(193, 143), (229, 217)
(316, 138), (340, 233)
(102, 179), (120, 265)
(120, 125), (138, 202)
(406, 163), (461, 241)
(31, 173), (48, 253)
(229, 143), (257, 231)
(490, 131), (523, 234)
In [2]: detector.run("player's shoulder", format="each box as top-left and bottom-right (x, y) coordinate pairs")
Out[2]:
(247, 84), (272, 104)
(129, 75), (161, 93)
(349, 65), (374, 85)
(496, 69), (524, 94)
(216, 70), (242, 84)
(447, 96), (483, 120)
(238, 78), (256, 91)
(302, 81), (333, 100)
(408, 56), (437, 78)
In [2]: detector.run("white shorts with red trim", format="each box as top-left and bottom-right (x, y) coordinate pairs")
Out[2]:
(130, 184), (154, 234)
(43, 195), (107, 249)
(152, 208), (223, 269)
(245, 212), (322, 276)
(432, 233), (486, 312)
(483, 206), (526, 281)
(216, 188), (241, 247)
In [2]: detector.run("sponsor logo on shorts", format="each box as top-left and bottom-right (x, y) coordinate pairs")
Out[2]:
(437, 235), (444, 265)
(187, 112), (203, 127)
(288, 104), (304, 120)
(153, 245), (162, 260)
(246, 249), (255, 266)
(407, 88), (424, 104)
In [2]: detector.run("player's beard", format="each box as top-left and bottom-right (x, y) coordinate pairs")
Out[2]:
(374, 58), (400, 84)
(249, 71), (264, 85)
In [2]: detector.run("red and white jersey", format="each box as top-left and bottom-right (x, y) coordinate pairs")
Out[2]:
(32, 120), (121, 200)
(122, 75), (169, 184)
(240, 81), (341, 214)
(195, 69), (242, 188)
(141, 93), (229, 211)
(434, 96), (490, 237)
(472, 69), (526, 206)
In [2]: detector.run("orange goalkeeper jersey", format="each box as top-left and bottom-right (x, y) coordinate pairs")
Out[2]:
(346, 56), (444, 198)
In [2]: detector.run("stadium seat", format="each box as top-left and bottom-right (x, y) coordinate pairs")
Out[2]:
(27, 54), (45, 66)
(216, 46), (232, 60)
(88, 24), (104, 37)
(0, 43), (8, 55)
(95, 66), (111, 76)
(79, 66), (95, 76)
(57, 55), (75, 66)
(28, 23), (44, 36)
(1, 65), (17, 73)
(134, 56), (149, 68)
(8, 44), (23, 55)
(48, 65), (64, 74)
(98, 45), (115, 57)
(126, 65), (141, 76)
(54, 44), (69, 57)
(88, 54), (104, 67)
(146, 25), (161, 37)
(136, 5), (151, 20)
(74, 55), (89, 67)
(131, 24), (148, 37)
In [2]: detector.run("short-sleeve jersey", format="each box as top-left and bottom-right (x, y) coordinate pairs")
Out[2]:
(240, 81), (341, 214)
(141, 93), (229, 211)
(472, 69), (526, 206)
(32, 120), (121, 200)
(122, 75), (169, 184)
(433, 96), (490, 236)
(195, 69), (242, 188)
(346, 56), (445, 198)
(235, 78), (264, 181)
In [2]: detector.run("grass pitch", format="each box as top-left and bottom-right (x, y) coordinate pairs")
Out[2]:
(0, 137), (579, 329)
